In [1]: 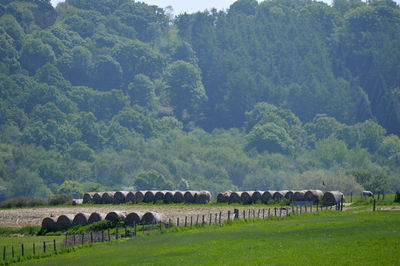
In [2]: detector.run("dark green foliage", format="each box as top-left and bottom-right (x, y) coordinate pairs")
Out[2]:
(0, 0), (399, 202)
(48, 193), (71, 205)
(0, 196), (46, 208)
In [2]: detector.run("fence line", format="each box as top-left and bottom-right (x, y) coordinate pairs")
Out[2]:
(2, 204), (343, 262)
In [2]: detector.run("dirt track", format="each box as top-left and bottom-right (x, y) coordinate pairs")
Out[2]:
(0, 205), (267, 228)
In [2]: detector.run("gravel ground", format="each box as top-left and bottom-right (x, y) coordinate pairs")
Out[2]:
(0, 205), (281, 228)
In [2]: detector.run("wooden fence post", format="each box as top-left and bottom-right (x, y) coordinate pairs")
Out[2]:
(209, 214), (211, 225)
(274, 208), (277, 217)
(268, 208), (270, 217)
(116, 226), (119, 239)
(373, 199), (376, 211)
(219, 212), (222, 225)
(185, 216), (187, 227)
(21, 244), (24, 256)
(102, 230), (104, 242)
(191, 216), (193, 227)
(253, 209), (255, 218)
(43, 241), (46, 253)
(108, 229), (110, 241)
(228, 210), (231, 220)
(3, 246), (5, 261)
(142, 224), (144, 235)
(11, 246), (14, 258)
(215, 213), (217, 225)
(258, 209), (260, 218)
(177, 217), (179, 227)
(350, 192), (352, 202)
(134, 222), (136, 236)
(262, 209), (265, 219)
(196, 215), (199, 225)
(33, 243), (35, 255)
(53, 239), (56, 251)
(90, 232), (93, 243)
(81, 233), (84, 245)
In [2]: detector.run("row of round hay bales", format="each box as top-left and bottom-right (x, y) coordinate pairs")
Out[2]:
(217, 190), (342, 205)
(42, 211), (165, 232)
(83, 190), (212, 204)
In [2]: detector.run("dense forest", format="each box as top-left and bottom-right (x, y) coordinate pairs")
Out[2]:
(0, 0), (399, 201)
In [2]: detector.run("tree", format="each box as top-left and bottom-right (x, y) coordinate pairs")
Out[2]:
(127, 74), (155, 108)
(89, 55), (122, 91)
(164, 60), (207, 120)
(20, 38), (56, 75)
(133, 170), (175, 190)
(57, 180), (84, 198)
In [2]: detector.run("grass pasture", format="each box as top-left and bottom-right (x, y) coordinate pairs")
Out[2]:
(21, 210), (400, 265)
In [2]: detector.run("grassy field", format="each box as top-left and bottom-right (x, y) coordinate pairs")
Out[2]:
(18, 210), (400, 265)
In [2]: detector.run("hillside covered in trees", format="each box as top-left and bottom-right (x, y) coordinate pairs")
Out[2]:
(0, 0), (399, 200)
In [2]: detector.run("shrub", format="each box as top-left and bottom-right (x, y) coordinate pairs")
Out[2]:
(48, 194), (72, 206)
(0, 196), (46, 208)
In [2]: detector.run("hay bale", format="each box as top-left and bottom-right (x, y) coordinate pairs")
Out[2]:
(252, 191), (263, 204)
(125, 212), (143, 226)
(173, 191), (184, 203)
(322, 191), (344, 206)
(42, 217), (58, 232)
(88, 212), (106, 224)
(56, 214), (74, 230)
(273, 190), (288, 202)
(126, 191), (136, 203)
(293, 190), (307, 201)
(72, 199), (83, 205)
(241, 191), (254, 205)
(93, 192), (104, 204)
(72, 213), (90, 226)
(164, 191), (174, 203)
(285, 191), (294, 201)
(144, 191), (156, 203)
(141, 212), (164, 224)
(229, 192), (242, 204)
(261, 191), (276, 203)
(82, 192), (95, 204)
(154, 191), (166, 203)
(194, 191), (212, 204)
(217, 191), (231, 203)
(304, 190), (324, 203)
(114, 191), (129, 204)
(101, 192), (115, 204)
(105, 211), (127, 222)
(135, 191), (145, 203)
(362, 191), (374, 198)
(183, 191), (196, 203)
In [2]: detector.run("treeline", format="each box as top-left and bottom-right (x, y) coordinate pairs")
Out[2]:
(0, 0), (399, 201)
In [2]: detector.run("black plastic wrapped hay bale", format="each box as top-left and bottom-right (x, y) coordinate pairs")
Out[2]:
(125, 212), (144, 226)
(82, 192), (95, 204)
(322, 191), (344, 206)
(114, 191), (129, 204)
(164, 191), (174, 203)
(93, 192), (104, 204)
(141, 212), (164, 225)
(273, 190), (288, 202)
(252, 191), (263, 204)
(261, 191), (276, 204)
(56, 214), (74, 231)
(135, 191), (145, 203)
(229, 192), (242, 204)
(194, 191), (212, 204)
(217, 191), (231, 203)
(183, 191), (196, 204)
(101, 192), (115, 204)
(42, 217), (58, 232)
(285, 191), (294, 201)
(105, 211), (127, 222)
(304, 190), (324, 203)
(126, 191), (136, 203)
(240, 191), (254, 205)
(72, 213), (90, 226)
(293, 190), (307, 201)
(144, 191), (156, 203)
(154, 191), (166, 203)
(88, 212), (106, 224)
(173, 191), (184, 203)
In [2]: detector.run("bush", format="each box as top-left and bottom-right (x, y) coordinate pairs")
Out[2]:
(0, 197), (46, 208)
(48, 194), (71, 206)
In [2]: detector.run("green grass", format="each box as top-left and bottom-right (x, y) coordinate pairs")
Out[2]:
(20, 210), (400, 265)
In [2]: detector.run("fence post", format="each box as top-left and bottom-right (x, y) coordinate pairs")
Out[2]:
(142, 224), (144, 235)
(12, 246), (14, 258)
(43, 241), (46, 253)
(53, 239), (56, 251)
(3, 246), (5, 261)
(65, 233), (68, 247)
(21, 244), (24, 257)
(219, 212), (222, 225)
(202, 215), (205, 225)
(274, 208), (277, 217)
(268, 208), (270, 217)
(253, 209), (255, 218)
(81, 233), (84, 245)
(341, 197), (344, 211)
(108, 228), (110, 241)
(258, 209), (260, 218)
(185, 216), (187, 227)
(262, 209), (265, 219)
(33, 243), (35, 255)
(228, 211), (231, 220)
(196, 215), (199, 225)
(209, 214), (211, 225)
(373, 199), (376, 211)
(191, 216), (193, 227)
(102, 230), (104, 242)
(350, 192), (352, 203)
(215, 213), (217, 225)
(310, 205), (312, 213)
(177, 217), (179, 227)
(90, 232), (93, 243)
